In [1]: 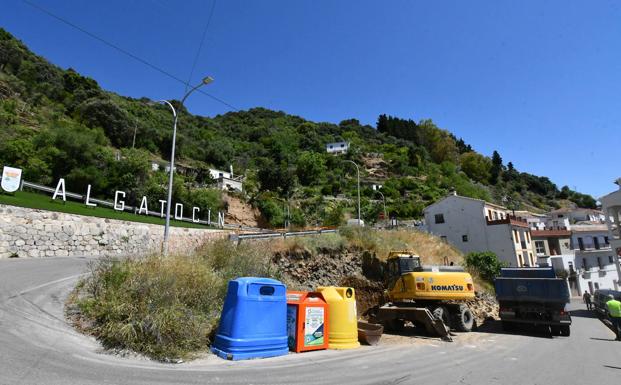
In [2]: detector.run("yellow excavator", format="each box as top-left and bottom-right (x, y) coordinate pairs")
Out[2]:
(374, 251), (476, 340)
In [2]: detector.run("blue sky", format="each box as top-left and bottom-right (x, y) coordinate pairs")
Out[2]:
(2, 0), (620, 198)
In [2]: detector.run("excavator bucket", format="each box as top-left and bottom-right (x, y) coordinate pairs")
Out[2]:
(376, 304), (452, 341)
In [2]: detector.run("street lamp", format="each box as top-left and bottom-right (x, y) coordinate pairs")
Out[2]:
(344, 160), (361, 226)
(376, 189), (387, 225)
(159, 76), (213, 256)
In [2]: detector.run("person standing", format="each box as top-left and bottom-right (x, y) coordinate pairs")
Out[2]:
(606, 294), (621, 341)
(583, 290), (592, 310)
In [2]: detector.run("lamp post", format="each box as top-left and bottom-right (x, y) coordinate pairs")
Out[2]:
(159, 76), (213, 256)
(344, 160), (361, 226)
(376, 190), (387, 224)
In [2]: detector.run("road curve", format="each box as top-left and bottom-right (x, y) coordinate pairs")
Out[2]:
(1, 257), (620, 385)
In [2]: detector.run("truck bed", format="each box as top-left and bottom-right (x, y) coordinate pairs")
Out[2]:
(495, 277), (570, 304)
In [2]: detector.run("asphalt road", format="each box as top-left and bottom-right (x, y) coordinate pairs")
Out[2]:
(1, 256), (620, 385)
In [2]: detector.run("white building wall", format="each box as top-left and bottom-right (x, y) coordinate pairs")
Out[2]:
(424, 195), (523, 265)
(486, 224), (521, 266)
(209, 169), (232, 180)
(424, 196), (488, 255)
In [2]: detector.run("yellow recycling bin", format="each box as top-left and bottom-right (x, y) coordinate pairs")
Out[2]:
(317, 286), (360, 350)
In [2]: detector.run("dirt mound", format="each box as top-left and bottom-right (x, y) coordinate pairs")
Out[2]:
(339, 275), (387, 317)
(273, 249), (362, 291)
(466, 291), (499, 326)
(223, 195), (264, 227)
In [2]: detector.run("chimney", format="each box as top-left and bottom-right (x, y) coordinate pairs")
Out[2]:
(230, 164), (233, 178)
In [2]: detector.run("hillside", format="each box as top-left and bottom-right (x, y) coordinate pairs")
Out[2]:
(0, 28), (596, 227)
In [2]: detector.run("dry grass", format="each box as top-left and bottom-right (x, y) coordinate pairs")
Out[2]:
(67, 239), (280, 361)
(339, 227), (463, 265)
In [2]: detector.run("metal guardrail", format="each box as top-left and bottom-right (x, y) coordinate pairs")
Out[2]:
(232, 229), (337, 242)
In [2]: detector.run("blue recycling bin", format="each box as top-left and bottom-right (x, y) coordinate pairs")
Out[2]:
(211, 277), (288, 360)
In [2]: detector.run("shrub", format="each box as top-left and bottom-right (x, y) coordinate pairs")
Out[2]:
(70, 240), (280, 361)
(464, 251), (505, 282)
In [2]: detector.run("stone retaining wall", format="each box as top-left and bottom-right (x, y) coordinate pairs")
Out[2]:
(0, 205), (229, 258)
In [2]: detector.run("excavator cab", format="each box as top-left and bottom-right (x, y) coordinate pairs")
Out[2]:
(385, 252), (422, 290)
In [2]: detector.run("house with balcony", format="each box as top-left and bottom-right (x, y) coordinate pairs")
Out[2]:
(424, 192), (534, 267)
(547, 207), (606, 227)
(572, 223), (617, 292)
(531, 228), (578, 295)
(600, 178), (621, 291)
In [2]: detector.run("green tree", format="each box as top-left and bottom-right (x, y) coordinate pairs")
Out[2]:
(490, 150), (503, 184)
(296, 151), (326, 185)
(460, 152), (492, 184)
(464, 251), (506, 282)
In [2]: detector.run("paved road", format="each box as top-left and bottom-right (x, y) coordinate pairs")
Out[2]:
(1, 257), (620, 385)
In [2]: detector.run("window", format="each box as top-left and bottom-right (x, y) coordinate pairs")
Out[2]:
(462, 235), (468, 242)
(558, 214), (564, 218)
(488, 209), (492, 219)
(493, 211), (498, 220)
(597, 257), (603, 269)
(568, 261), (574, 273)
(578, 237), (584, 250)
(526, 232), (531, 243)
(513, 230), (519, 243)
(582, 258), (587, 269)
(605, 236), (610, 245)
(535, 241), (546, 254)
(609, 255), (614, 264)
(434, 214), (445, 224)
(594, 237), (600, 250)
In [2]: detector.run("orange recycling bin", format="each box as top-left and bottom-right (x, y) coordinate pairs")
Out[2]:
(286, 291), (329, 353)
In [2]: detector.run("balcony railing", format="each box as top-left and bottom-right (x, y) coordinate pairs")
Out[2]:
(486, 215), (529, 227)
(577, 244), (612, 251)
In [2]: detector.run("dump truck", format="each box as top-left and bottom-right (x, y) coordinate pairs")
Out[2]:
(373, 251), (476, 340)
(495, 267), (571, 336)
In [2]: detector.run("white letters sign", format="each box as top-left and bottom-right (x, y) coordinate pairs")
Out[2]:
(1, 166), (22, 192)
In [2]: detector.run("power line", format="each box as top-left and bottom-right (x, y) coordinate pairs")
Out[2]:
(184, 0), (217, 95)
(21, 0), (239, 111)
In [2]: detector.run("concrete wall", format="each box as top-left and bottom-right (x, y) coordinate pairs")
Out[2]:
(0, 204), (229, 259)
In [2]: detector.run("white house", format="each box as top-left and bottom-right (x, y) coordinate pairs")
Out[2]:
(600, 178), (621, 290)
(424, 193), (534, 267)
(547, 207), (606, 226)
(326, 141), (350, 154)
(209, 167), (243, 192)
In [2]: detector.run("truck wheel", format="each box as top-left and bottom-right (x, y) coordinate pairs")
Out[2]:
(432, 306), (450, 326)
(453, 304), (474, 332)
(550, 326), (561, 336)
(501, 321), (514, 332)
(560, 325), (570, 337)
(385, 319), (405, 333)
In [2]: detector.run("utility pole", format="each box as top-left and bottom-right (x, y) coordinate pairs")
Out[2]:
(132, 121), (138, 149)
(344, 160), (361, 226)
